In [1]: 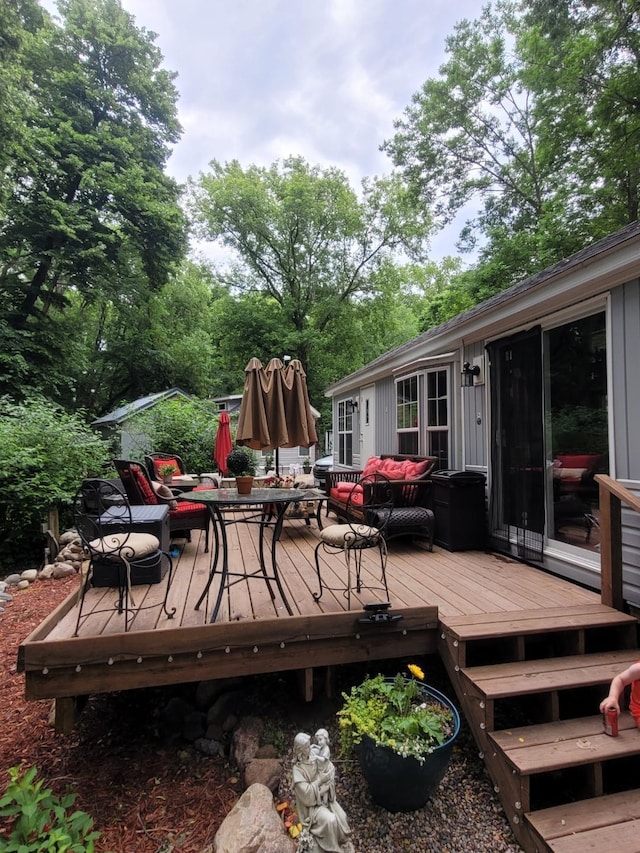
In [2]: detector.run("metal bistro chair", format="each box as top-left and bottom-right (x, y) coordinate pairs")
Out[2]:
(313, 473), (393, 609)
(73, 479), (175, 635)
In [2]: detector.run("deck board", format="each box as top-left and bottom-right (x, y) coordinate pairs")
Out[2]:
(18, 514), (605, 707)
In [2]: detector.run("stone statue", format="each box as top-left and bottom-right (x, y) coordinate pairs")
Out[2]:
(291, 732), (353, 853)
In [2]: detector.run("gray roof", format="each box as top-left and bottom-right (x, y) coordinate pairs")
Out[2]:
(92, 388), (190, 426)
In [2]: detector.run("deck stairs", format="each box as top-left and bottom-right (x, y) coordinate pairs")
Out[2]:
(438, 603), (640, 853)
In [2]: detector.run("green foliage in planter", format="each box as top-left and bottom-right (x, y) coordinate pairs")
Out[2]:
(0, 396), (111, 570)
(127, 397), (220, 473)
(337, 667), (454, 762)
(0, 765), (100, 852)
(226, 447), (257, 477)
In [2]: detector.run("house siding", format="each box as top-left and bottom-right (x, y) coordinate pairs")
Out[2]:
(611, 278), (640, 480)
(462, 341), (488, 471)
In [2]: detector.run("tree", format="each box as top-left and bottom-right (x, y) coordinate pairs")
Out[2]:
(189, 156), (431, 373)
(0, 0), (187, 401)
(384, 0), (640, 293)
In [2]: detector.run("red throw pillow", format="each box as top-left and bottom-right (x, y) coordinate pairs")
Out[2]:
(410, 459), (433, 477)
(154, 456), (181, 476)
(363, 456), (382, 475)
(132, 464), (158, 504)
(383, 460), (409, 480)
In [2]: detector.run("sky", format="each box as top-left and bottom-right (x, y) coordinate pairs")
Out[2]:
(44, 0), (485, 263)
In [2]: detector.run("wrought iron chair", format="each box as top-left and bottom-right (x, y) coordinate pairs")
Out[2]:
(313, 473), (393, 609)
(114, 459), (210, 552)
(73, 479), (175, 635)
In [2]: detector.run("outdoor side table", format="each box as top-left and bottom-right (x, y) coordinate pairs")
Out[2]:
(177, 487), (307, 622)
(282, 487), (327, 530)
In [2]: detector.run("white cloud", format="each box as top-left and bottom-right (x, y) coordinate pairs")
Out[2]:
(40, 0), (486, 260)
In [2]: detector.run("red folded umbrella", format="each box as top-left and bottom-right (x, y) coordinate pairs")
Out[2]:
(213, 410), (233, 475)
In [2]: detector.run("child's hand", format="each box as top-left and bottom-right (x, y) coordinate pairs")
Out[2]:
(599, 696), (620, 714)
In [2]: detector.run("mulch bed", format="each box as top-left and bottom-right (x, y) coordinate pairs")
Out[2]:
(0, 576), (238, 852)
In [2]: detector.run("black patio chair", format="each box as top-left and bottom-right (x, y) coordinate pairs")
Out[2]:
(73, 479), (175, 635)
(312, 473), (393, 609)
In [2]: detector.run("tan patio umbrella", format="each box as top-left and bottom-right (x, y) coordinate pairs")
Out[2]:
(282, 359), (317, 448)
(236, 356), (317, 472)
(235, 357), (271, 450)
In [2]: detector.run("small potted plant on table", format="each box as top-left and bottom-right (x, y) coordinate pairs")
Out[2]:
(226, 447), (257, 494)
(157, 462), (178, 485)
(337, 663), (460, 812)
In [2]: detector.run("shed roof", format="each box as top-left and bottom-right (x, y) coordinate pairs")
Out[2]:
(92, 388), (191, 426)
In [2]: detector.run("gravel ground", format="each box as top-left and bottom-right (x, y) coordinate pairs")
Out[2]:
(259, 659), (524, 853)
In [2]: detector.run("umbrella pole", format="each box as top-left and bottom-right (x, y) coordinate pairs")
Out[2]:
(275, 447), (280, 476)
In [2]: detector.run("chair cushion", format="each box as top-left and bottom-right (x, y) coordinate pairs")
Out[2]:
(89, 532), (159, 558)
(170, 501), (207, 515)
(320, 523), (380, 548)
(132, 464), (158, 504)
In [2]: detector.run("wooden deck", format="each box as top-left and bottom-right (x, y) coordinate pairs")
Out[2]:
(18, 514), (599, 714)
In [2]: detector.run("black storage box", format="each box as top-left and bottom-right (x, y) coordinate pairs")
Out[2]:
(432, 470), (486, 551)
(91, 550), (168, 587)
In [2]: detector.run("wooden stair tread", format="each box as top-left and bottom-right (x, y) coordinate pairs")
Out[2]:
(527, 790), (640, 853)
(460, 650), (640, 698)
(444, 604), (637, 641)
(488, 714), (640, 774)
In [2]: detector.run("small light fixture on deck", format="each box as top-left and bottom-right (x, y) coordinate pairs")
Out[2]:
(461, 360), (481, 388)
(357, 601), (403, 625)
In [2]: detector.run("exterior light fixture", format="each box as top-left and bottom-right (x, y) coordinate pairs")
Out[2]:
(461, 361), (481, 387)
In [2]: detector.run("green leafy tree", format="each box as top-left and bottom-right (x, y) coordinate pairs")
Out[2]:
(0, 0), (187, 402)
(385, 0), (640, 294)
(189, 157), (431, 370)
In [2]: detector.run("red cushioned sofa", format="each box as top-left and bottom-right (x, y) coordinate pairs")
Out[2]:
(325, 454), (438, 523)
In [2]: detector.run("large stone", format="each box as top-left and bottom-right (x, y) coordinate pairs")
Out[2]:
(213, 783), (295, 853)
(231, 716), (263, 771)
(243, 758), (282, 793)
(21, 569), (38, 582)
(52, 563), (76, 578)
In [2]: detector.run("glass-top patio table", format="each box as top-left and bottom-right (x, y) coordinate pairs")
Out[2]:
(177, 487), (307, 622)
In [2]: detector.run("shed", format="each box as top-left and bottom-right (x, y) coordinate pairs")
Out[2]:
(92, 388), (191, 457)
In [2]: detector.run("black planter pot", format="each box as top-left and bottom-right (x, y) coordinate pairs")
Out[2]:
(355, 683), (461, 813)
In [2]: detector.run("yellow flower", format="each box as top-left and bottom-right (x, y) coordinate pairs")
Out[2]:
(408, 663), (424, 681)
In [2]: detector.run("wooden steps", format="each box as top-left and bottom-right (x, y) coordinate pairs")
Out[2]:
(438, 605), (640, 853)
(526, 789), (640, 852)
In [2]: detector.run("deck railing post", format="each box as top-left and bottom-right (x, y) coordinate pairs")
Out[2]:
(598, 480), (623, 610)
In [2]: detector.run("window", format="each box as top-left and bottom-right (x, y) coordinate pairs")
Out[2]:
(396, 376), (418, 455)
(544, 311), (608, 552)
(337, 400), (353, 465)
(426, 369), (449, 469)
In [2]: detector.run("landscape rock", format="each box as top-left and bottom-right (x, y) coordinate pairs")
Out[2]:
(231, 716), (263, 772)
(4, 574), (22, 585)
(52, 563), (76, 579)
(213, 783), (295, 853)
(21, 569), (38, 582)
(243, 758), (282, 792)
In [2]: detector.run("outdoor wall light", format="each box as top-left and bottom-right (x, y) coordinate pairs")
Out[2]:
(461, 361), (481, 387)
